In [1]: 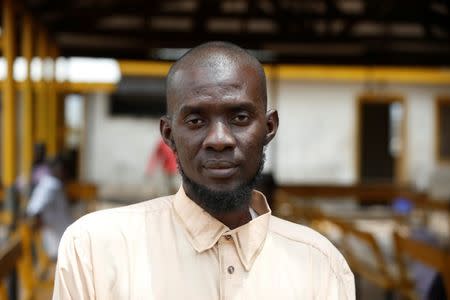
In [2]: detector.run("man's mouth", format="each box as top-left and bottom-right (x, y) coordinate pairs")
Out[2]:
(203, 161), (238, 178)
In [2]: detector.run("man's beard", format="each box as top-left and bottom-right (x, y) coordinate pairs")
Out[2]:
(178, 151), (265, 215)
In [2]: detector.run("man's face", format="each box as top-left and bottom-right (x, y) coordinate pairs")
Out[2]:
(164, 58), (276, 194)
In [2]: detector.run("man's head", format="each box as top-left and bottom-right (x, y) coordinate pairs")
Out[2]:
(48, 155), (67, 181)
(161, 41), (278, 214)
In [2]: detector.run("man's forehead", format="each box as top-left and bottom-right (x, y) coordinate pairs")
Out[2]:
(178, 61), (236, 82)
(188, 83), (243, 97)
(173, 63), (258, 93)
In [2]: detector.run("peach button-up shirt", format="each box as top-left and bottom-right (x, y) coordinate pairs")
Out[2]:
(53, 187), (354, 300)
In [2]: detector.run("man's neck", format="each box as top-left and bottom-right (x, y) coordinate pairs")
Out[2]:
(212, 209), (252, 230)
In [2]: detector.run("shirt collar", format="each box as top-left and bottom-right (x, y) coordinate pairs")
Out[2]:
(173, 186), (271, 271)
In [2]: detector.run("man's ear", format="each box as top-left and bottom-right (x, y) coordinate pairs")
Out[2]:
(264, 109), (279, 145)
(160, 116), (176, 152)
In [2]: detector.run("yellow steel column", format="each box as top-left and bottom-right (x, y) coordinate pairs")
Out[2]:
(36, 26), (49, 147)
(22, 13), (34, 181)
(48, 43), (59, 156)
(57, 88), (66, 151)
(2, 0), (17, 187)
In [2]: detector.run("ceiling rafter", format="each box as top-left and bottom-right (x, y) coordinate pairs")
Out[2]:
(19, 0), (450, 65)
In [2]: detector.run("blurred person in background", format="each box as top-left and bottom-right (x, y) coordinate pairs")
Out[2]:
(27, 155), (73, 260)
(146, 138), (180, 194)
(15, 143), (50, 197)
(31, 143), (51, 191)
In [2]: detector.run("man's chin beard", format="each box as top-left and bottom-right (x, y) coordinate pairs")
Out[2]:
(178, 153), (265, 215)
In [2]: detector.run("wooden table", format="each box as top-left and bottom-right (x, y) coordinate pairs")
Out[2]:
(0, 232), (22, 300)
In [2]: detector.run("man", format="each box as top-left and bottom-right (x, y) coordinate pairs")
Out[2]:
(27, 155), (72, 260)
(53, 42), (354, 299)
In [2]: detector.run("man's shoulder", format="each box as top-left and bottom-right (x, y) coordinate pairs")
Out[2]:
(269, 215), (345, 262)
(65, 195), (174, 238)
(268, 216), (355, 298)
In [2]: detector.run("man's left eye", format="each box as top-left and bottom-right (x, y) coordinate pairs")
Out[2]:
(232, 114), (250, 124)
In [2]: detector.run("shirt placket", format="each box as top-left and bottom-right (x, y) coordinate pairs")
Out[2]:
(218, 234), (244, 300)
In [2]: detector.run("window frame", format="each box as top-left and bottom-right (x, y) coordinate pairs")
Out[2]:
(435, 95), (450, 164)
(355, 92), (407, 184)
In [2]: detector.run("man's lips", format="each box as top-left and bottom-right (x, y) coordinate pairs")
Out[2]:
(203, 161), (238, 178)
(203, 160), (237, 168)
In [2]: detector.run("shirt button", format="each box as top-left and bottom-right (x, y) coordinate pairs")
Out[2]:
(227, 266), (235, 274)
(225, 235), (232, 240)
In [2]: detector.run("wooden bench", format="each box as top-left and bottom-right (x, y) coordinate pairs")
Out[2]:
(18, 220), (54, 300)
(0, 233), (22, 300)
(327, 219), (398, 298)
(66, 181), (98, 213)
(394, 231), (450, 300)
(0, 212), (13, 226)
(275, 186), (450, 299)
(274, 189), (400, 298)
(277, 183), (416, 203)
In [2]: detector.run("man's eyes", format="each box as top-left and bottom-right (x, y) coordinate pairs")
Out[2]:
(231, 114), (250, 125)
(185, 117), (205, 128)
(183, 113), (251, 128)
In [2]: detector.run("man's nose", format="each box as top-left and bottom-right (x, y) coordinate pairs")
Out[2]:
(203, 121), (236, 151)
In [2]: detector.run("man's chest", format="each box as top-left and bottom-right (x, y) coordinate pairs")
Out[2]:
(89, 236), (316, 300)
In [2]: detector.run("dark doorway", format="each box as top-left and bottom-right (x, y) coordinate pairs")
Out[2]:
(359, 99), (404, 183)
(437, 98), (450, 162)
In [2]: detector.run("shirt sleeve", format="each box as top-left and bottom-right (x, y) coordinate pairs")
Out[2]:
(52, 223), (95, 300)
(27, 181), (55, 216)
(324, 254), (355, 300)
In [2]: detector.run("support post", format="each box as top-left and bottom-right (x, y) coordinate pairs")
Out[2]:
(36, 26), (49, 148)
(48, 43), (59, 156)
(2, 1), (19, 298)
(22, 13), (34, 184)
(2, 0), (17, 189)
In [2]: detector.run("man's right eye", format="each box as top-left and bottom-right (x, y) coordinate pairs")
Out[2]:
(185, 118), (205, 128)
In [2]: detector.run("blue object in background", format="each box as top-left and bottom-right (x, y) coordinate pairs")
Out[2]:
(392, 197), (413, 214)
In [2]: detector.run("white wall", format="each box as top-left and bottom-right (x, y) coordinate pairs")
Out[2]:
(274, 81), (361, 184)
(273, 80), (450, 186)
(83, 93), (161, 185)
(82, 82), (450, 190)
(401, 84), (450, 189)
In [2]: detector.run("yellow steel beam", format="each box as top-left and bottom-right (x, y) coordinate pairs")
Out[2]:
(2, 0), (17, 186)
(55, 82), (117, 93)
(1, 63), (447, 96)
(277, 65), (450, 84)
(118, 60), (171, 77)
(21, 13), (34, 180)
(35, 26), (48, 145)
(0, 65), (448, 96)
(0, 81), (117, 93)
(118, 60), (450, 85)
